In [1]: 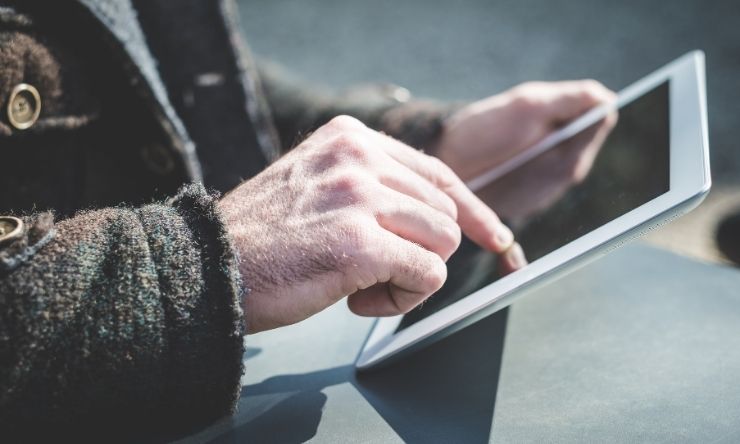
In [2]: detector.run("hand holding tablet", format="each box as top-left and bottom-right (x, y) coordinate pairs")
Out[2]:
(437, 80), (619, 225)
(465, 100), (619, 193)
(357, 51), (710, 370)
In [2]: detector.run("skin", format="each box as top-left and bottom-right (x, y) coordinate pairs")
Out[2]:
(436, 80), (618, 224)
(219, 80), (616, 333)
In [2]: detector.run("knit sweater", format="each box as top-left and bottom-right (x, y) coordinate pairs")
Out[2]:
(0, 185), (245, 441)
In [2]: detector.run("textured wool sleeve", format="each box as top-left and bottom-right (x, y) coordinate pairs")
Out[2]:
(0, 184), (245, 441)
(257, 59), (460, 153)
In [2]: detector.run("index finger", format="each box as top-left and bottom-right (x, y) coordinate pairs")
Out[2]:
(366, 129), (515, 253)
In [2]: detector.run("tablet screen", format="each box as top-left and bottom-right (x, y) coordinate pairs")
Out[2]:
(398, 81), (670, 331)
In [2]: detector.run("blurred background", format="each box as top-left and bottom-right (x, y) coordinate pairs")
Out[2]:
(237, 0), (740, 265)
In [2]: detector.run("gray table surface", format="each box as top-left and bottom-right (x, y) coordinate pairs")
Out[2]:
(180, 243), (740, 443)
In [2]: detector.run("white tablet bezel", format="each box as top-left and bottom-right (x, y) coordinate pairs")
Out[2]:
(356, 51), (710, 370)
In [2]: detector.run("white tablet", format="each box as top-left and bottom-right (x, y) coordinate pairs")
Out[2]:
(356, 51), (710, 370)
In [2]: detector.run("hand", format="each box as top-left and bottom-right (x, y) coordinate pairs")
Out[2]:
(218, 116), (525, 333)
(435, 80), (617, 224)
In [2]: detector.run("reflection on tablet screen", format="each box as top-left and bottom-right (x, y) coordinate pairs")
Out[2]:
(398, 81), (670, 331)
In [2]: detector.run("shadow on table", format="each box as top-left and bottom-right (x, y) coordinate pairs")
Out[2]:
(355, 308), (509, 443)
(215, 308), (508, 443)
(211, 391), (328, 444)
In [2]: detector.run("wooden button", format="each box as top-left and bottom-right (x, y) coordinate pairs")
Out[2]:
(0, 216), (23, 245)
(7, 83), (41, 130)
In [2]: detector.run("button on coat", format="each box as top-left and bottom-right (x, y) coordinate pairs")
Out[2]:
(0, 216), (23, 245)
(7, 83), (41, 130)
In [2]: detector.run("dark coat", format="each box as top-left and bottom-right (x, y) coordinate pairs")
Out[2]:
(0, 0), (450, 440)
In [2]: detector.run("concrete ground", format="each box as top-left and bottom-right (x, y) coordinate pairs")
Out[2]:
(237, 0), (740, 265)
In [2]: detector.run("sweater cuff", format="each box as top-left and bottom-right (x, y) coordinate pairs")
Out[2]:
(139, 183), (245, 429)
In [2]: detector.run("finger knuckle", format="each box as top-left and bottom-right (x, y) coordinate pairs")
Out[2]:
(330, 132), (369, 162)
(312, 134), (368, 171)
(429, 155), (450, 173)
(441, 220), (462, 252)
(323, 172), (370, 205)
(429, 188), (458, 220)
(327, 114), (364, 131)
(509, 88), (542, 111)
(428, 157), (456, 187)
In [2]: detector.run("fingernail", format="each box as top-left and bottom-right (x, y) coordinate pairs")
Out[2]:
(509, 243), (528, 268)
(496, 225), (514, 250)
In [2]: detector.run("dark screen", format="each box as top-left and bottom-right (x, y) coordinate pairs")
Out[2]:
(398, 81), (670, 331)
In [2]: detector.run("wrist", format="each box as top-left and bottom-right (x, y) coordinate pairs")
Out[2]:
(432, 108), (477, 180)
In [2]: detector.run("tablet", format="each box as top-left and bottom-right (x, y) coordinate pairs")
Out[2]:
(356, 51), (710, 370)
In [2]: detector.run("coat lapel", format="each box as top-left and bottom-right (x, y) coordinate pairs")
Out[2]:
(74, 0), (203, 181)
